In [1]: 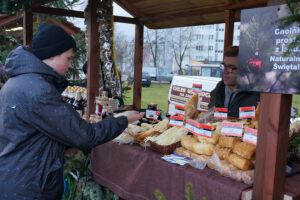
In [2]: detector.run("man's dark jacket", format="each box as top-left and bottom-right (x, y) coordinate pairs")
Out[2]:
(0, 46), (128, 199)
(208, 80), (260, 117)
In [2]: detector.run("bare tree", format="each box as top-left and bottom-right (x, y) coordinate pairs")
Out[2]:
(145, 29), (165, 68)
(114, 30), (129, 71)
(171, 27), (193, 74)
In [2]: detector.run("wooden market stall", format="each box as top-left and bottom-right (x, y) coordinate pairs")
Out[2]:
(5, 0), (297, 199)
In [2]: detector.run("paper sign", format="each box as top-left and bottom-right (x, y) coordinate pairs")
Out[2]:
(214, 108), (228, 119)
(221, 122), (243, 137)
(192, 84), (203, 93)
(185, 119), (212, 138)
(169, 116), (184, 127)
(243, 128), (258, 145)
(175, 105), (185, 116)
(146, 110), (161, 120)
(197, 91), (211, 111)
(239, 106), (255, 119)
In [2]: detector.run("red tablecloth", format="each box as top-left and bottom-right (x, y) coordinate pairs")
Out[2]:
(92, 141), (251, 200)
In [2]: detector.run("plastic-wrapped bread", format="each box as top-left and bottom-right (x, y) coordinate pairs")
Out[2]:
(175, 147), (185, 155)
(175, 147), (192, 158)
(218, 160), (238, 177)
(192, 142), (215, 156)
(196, 133), (220, 144)
(218, 135), (240, 148)
(128, 124), (147, 135)
(141, 123), (154, 131)
(135, 118), (169, 140)
(214, 145), (231, 160)
(190, 153), (210, 162)
(227, 153), (253, 171)
(230, 169), (243, 182)
(184, 94), (198, 118)
(232, 141), (256, 160)
(242, 170), (254, 185)
(181, 135), (198, 151)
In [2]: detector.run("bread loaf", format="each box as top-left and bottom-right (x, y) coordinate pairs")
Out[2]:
(232, 141), (256, 159)
(227, 153), (253, 171)
(192, 142), (214, 156)
(218, 135), (240, 148)
(196, 133), (220, 144)
(181, 135), (198, 151)
(184, 94), (198, 118)
(214, 145), (231, 160)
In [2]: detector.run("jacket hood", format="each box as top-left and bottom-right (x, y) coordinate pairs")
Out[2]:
(4, 46), (68, 92)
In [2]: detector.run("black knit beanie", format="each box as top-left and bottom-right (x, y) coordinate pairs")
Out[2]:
(33, 24), (76, 60)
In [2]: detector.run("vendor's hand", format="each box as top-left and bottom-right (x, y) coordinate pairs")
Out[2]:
(123, 111), (145, 123)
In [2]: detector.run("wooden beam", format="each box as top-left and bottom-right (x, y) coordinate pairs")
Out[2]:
(140, 1), (267, 23)
(253, 1), (289, 199)
(23, 7), (33, 51)
(133, 23), (144, 109)
(114, 16), (138, 24)
(224, 10), (235, 51)
(113, 0), (144, 18)
(0, 14), (23, 26)
(86, 0), (100, 121)
(32, 6), (84, 18)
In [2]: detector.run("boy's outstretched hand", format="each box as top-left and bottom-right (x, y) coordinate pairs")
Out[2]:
(122, 111), (145, 123)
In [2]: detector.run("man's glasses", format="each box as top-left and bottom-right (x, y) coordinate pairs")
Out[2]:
(220, 63), (238, 73)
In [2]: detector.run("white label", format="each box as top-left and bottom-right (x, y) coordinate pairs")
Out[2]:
(221, 122), (243, 137)
(175, 105), (185, 116)
(214, 112), (228, 119)
(185, 120), (212, 137)
(185, 123), (202, 135)
(239, 106), (256, 119)
(169, 117), (184, 127)
(243, 128), (258, 145)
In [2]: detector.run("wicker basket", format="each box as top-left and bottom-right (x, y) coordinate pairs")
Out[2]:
(150, 141), (180, 154)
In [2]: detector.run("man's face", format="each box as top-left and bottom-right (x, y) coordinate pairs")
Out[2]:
(222, 56), (238, 88)
(50, 48), (74, 75)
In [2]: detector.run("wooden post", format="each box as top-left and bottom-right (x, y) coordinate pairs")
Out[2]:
(223, 10), (235, 51)
(253, 1), (289, 199)
(133, 22), (144, 109)
(23, 7), (33, 51)
(86, 0), (100, 120)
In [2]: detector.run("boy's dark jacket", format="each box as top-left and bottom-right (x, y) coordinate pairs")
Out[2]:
(209, 80), (260, 117)
(0, 46), (128, 199)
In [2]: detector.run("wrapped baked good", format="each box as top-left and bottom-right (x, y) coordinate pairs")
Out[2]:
(218, 160), (238, 177)
(175, 147), (185, 155)
(128, 124), (146, 135)
(181, 135), (198, 151)
(196, 133), (220, 144)
(214, 145), (231, 160)
(135, 118), (169, 141)
(184, 94), (198, 118)
(242, 170), (254, 185)
(218, 135), (240, 148)
(141, 123), (154, 131)
(230, 169), (243, 182)
(190, 153), (210, 162)
(227, 153), (253, 171)
(232, 141), (256, 160)
(192, 142), (214, 156)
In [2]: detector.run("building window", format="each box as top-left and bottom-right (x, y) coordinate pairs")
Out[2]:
(209, 35), (214, 40)
(196, 45), (204, 51)
(196, 34), (204, 40)
(209, 46), (214, 51)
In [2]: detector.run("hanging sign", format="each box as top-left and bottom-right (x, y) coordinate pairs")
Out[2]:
(237, 5), (300, 94)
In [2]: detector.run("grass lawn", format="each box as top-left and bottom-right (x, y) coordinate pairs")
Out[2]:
(123, 83), (170, 114)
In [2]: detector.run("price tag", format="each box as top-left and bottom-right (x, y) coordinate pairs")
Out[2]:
(239, 106), (255, 119)
(243, 128), (258, 145)
(192, 84), (202, 93)
(221, 122), (243, 137)
(169, 116), (184, 127)
(175, 105), (185, 116)
(146, 110), (161, 120)
(123, 128), (128, 134)
(214, 108), (228, 119)
(185, 119), (212, 138)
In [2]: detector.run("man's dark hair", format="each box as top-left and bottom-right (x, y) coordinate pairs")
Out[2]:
(224, 46), (239, 57)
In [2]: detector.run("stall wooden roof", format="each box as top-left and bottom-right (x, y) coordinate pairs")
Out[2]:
(114, 0), (268, 29)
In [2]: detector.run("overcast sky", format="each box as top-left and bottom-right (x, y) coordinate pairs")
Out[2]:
(67, 2), (135, 40)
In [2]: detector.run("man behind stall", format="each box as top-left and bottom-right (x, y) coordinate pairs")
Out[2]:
(208, 46), (260, 117)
